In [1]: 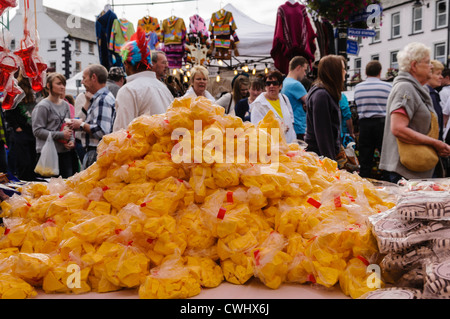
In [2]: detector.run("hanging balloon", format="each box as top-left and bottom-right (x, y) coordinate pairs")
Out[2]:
(31, 55), (47, 92)
(14, 32), (38, 79)
(0, 52), (19, 92)
(0, 0), (17, 17)
(1, 77), (24, 110)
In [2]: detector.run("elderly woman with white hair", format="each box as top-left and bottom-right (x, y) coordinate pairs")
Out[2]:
(379, 42), (450, 183)
(183, 65), (215, 102)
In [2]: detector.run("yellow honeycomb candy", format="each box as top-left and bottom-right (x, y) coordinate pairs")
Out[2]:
(0, 218), (33, 249)
(87, 201), (111, 215)
(275, 206), (304, 237)
(190, 96), (224, 124)
(185, 256), (223, 288)
(21, 222), (61, 254)
(126, 114), (161, 141)
(143, 215), (176, 239)
(26, 194), (60, 222)
(217, 231), (258, 261)
(89, 263), (121, 293)
(251, 232), (292, 289)
(212, 163), (240, 188)
(221, 253), (254, 285)
(42, 262), (91, 294)
(104, 248), (149, 288)
(13, 253), (52, 286)
(0, 273), (37, 299)
(138, 256), (201, 299)
(145, 161), (180, 181)
(46, 192), (89, 220)
(59, 236), (95, 261)
(21, 182), (50, 198)
(166, 105), (194, 130)
(70, 215), (121, 245)
(176, 206), (216, 251)
(339, 257), (384, 299)
(152, 231), (187, 256)
(169, 96), (193, 109)
(114, 133), (150, 165)
(0, 194), (31, 219)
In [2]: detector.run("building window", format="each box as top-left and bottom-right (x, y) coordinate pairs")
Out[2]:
(75, 39), (81, 52)
(354, 58), (362, 75)
(412, 6), (422, 33)
(89, 43), (95, 54)
(391, 12), (401, 38)
(48, 61), (56, 73)
(49, 39), (57, 50)
(436, 0), (448, 28)
(390, 51), (399, 69)
(75, 61), (82, 73)
(435, 42), (446, 64)
(372, 28), (381, 43)
(371, 54), (380, 61)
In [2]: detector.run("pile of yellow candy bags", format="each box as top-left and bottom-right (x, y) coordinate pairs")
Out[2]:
(0, 97), (395, 299)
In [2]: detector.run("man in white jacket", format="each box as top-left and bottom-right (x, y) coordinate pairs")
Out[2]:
(113, 32), (174, 132)
(250, 70), (296, 143)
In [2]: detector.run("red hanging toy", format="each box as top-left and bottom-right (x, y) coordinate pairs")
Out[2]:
(0, 0), (17, 17)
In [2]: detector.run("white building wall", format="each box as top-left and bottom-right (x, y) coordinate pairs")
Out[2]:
(348, 0), (449, 84)
(8, 0), (98, 80)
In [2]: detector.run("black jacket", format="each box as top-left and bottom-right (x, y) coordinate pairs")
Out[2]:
(305, 85), (341, 160)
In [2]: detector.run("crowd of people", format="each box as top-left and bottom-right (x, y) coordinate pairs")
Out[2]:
(1, 38), (449, 184)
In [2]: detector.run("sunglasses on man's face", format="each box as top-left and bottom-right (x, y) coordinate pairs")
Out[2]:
(265, 80), (280, 86)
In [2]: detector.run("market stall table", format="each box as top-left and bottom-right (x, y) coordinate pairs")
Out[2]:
(34, 278), (348, 299)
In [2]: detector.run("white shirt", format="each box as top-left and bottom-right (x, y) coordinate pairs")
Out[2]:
(249, 93), (296, 143)
(183, 86), (215, 102)
(215, 92), (236, 115)
(440, 85), (450, 108)
(113, 71), (174, 131)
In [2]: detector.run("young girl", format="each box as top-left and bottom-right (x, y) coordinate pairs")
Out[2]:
(31, 73), (75, 178)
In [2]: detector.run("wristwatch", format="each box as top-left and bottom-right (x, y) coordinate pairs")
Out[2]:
(80, 122), (86, 130)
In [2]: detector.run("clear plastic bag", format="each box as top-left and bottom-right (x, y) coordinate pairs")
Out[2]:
(423, 255), (450, 299)
(359, 287), (423, 299)
(34, 134), (59, 177)
(368, 208), (450, 254)
(396, 191), (450, 221)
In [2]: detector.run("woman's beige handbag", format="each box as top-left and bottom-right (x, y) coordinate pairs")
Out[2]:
(397, 112), (439, 172)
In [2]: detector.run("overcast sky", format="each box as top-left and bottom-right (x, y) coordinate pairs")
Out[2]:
(10, 0), (306, 27)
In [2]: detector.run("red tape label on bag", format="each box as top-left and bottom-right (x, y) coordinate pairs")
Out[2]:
(357, 255), (370, 266)
(345, 192), (355, 202)
(307, 198), (321, 208)
(217, 207), (226, 220)
(227, 191), (233, 203)
(307, 274), (316, 283)
(140, 200), (152, 207)
(254, 249), (261, 266)
(334, 196), (342, 208)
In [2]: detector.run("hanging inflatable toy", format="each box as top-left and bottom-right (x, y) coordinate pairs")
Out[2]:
(0, 29), (24, 110)
(14, 0), (39, 79)
(1, 76), (24, 110)
(0, 0), (17, 17)
(27, 0), (47, 92)
(0, 52), (19, 91)
(30, 54), (46, 92)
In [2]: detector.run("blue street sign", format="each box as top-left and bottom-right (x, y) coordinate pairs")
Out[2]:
(348, 28), (376, 37)
(347, 40), (360, 55)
